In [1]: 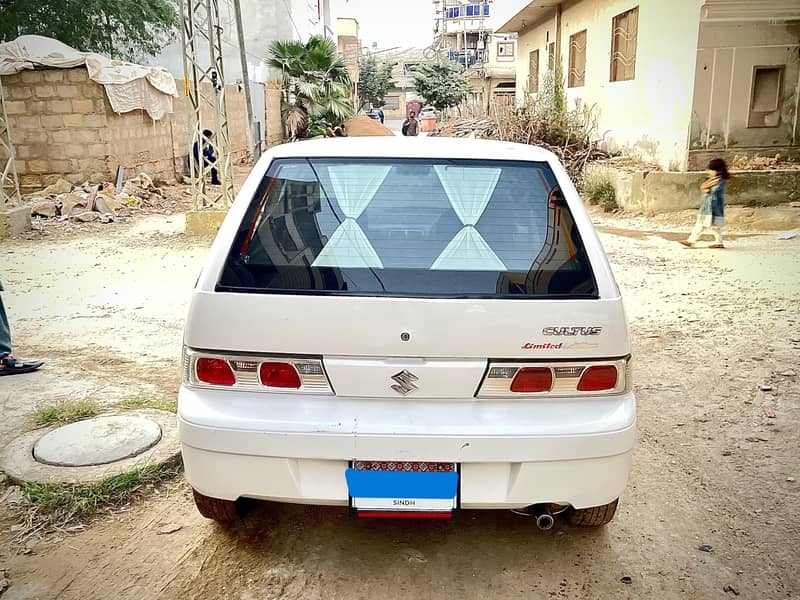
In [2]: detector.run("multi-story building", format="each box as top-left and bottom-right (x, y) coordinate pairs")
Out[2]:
(432, 0), (517, 112)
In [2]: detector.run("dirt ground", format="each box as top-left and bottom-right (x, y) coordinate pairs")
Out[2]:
(0, 202), (798, 599)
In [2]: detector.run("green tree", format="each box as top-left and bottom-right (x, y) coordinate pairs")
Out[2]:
(412, 59), (471, 112)
(267, 36), (354, 138)
(0, 0), (178, 61)
(358, 54), (394, 109)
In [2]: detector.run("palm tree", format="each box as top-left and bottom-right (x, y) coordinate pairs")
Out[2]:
(267, 36), (354, 138)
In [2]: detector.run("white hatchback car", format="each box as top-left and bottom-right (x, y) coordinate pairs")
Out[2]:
(179, 137), (635, 527)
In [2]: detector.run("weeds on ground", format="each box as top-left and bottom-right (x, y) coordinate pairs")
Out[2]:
(32, 400), (99, 427)
(583, 179), (618, 212)
(13, 460), (182, 544)
(115, 398), (178, 413)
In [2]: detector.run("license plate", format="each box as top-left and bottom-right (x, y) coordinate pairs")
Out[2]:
(346, 461), (458, 516)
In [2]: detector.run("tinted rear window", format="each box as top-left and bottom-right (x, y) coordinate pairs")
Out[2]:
(218, 158), (597, 298)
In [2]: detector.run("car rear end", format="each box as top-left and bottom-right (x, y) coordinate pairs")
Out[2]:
(179, 138), (635, 521)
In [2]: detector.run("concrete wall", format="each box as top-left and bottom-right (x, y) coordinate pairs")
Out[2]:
(588, 162), (800, 213)
(513, 0), (704, 171)
(688, 18), (800, 170)
(1, 67), (255, 191)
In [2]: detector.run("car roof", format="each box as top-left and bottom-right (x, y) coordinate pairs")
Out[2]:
(266, 137), (559, 163)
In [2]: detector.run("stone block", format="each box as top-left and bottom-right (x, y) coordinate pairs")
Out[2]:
(185, 210), (228, 236)
(49, 159), (74, 172)
(25, 101), (47, 115)
(63, 114), (84, 127)
(34, 84), (56, 98)
(15, 145), (33, 159)
(40, 115), (63, 129)
(43, 70), (65, 82)
(87, 143), (107, 157)
(56, 85), (79, 98)
(4, 100), (26, 114)
(67, 69), (88, 82)
(72, 99), (94, 114)
(82, 114), (107, 128)
(0, 206), (32, 239)
(51, 130), (72, 144)
(28, 160), (49, 173)
(16, 115), (41, 129)
(9, 86), (32, 100)
(47, 99), (73, 114)
(20, 174), (43, 189)
(19, 130), (47, 144)
(20, 71), (43, 83)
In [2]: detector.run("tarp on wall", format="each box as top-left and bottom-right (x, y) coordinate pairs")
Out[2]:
(0, 35), (179, 120)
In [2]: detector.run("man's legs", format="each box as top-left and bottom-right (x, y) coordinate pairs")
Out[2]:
(210, 166), (221, 185)
(710, 226), (723, 245)
(0, 293), (12, 357)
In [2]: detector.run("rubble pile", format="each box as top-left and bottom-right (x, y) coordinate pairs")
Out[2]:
(431, 105), (612, 185)
(26, 173), (180, 224)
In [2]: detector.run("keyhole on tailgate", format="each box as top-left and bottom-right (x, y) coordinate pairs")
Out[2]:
(401, 332), (411, 342)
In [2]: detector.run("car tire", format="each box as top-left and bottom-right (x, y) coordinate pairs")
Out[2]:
(566, 498), (619, 527)
(192, 488), (239, 522)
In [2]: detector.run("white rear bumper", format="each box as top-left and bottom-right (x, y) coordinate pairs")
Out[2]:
(178, 386), (636, 509)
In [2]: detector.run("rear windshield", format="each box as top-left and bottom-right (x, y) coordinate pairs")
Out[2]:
(218, 158), (597, 298)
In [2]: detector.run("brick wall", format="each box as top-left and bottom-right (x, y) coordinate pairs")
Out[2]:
(1, 67), (255, 191)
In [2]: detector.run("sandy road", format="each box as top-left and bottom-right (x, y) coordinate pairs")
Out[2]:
(0, 209), (798, 599)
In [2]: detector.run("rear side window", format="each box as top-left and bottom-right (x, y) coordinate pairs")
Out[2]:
(218, 158), (597, 298)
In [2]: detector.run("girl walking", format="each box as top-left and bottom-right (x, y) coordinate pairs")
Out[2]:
(680, 158), (730, 249)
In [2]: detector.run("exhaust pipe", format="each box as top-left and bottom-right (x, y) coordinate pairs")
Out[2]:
(531, 504), (554, 530)
(511, 504), (555, 530)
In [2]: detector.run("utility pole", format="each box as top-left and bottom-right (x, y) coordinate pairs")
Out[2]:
(232, 0), (260, 160)
(180, 0), (235, 210)
(0, 78), (22, 208)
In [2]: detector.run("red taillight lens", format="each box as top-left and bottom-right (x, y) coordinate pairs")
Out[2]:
(196, 358), (236, 386)
(577, 365), (618, 391)
(259, 362), (301, 389)
(510, 367), (553, 393)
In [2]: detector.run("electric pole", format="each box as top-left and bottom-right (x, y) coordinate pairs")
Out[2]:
(232, 0), (260, 160)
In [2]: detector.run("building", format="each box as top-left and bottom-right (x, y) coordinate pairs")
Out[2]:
(365, 47), (428, 120)
(497, 0), (800, 171)
(432, 0), (517, 112)
(337, 17), (360, 105)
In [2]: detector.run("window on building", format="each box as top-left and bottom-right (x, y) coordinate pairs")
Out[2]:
(610, 7), (638, 82)
(568, 30), (587, 88)
(748, 65), (784, 128)
(547, 42), (555, 71)
(528, 49), (540, 93)
(445, 3), (489, 19)
(497, 42), (515, 58)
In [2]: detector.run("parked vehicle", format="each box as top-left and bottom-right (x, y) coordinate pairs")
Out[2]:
(366, 107), (384, 123)
(419, 106), (436, 119)
(179, 137), (636, 527)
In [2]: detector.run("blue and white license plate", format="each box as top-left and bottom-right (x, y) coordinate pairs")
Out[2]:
(346, 461), (458, 514)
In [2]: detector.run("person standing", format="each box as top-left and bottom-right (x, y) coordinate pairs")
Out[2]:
(0, 281), (43, 376)
(680, 158), (730, 249)
(402, 111), (420, 137)
(192, 129), (222, 185)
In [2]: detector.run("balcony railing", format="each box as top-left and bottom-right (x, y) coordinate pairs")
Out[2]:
(447, 49), (486, 67)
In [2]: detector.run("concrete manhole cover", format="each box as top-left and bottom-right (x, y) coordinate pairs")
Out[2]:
(33, 415), (163, 467)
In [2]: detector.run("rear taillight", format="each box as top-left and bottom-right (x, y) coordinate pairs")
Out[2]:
(510, 367), (553, 393)
(479, 359), (628, 397)
(259, 362), (301, 389)
(196, 358), (236, 386)
(577, 365), (618, 391)
(184, 348), (332, 394)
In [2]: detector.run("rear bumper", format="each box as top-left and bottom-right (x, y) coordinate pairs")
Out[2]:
(178, 386), (636, 509)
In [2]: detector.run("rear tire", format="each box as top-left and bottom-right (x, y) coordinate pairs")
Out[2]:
(566, 498), (619, 527)
(192, 489), (239, 522)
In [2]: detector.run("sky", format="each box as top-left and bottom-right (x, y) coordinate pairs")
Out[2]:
(341, 0), (435, 49)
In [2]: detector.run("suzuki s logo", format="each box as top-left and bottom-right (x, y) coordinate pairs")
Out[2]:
(391, 370), (419, 396)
